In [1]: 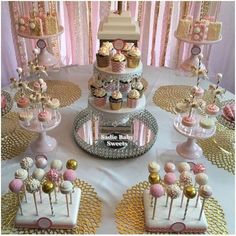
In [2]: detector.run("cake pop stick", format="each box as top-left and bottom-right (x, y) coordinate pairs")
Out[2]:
(179, 171), (192, 207)
(46, 169), (60, 203)
(63, 169), (77, 204)
(196, 55), (202, 88)
(150, 184), (164, 220)
(163, 173), (177, 207)
(20, 157), (34, 179)
(42, 180), (55, 216)
(15, 168), (28, 202)
(183, 185), (197, 220)
(32, 168), (45, 203)
(9, 179), (24, 215)
(195, 173), (208, 207)
(60, 181), (73, 217)
(166, 184), (181, 220)
(213, 73), (222, 104)
(25, 178), (41, 216)
(66, 159), (78, 170)
(198, 185), (212, 220)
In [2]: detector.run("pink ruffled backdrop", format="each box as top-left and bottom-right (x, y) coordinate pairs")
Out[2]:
(1, 1), (235, 93)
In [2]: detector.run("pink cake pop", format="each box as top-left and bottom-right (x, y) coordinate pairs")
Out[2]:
(35, 155), (48, 169)
(150, 184), (164, 220)
(9, 179), (24, 215)
(164, 173), (177, 207)
(164, 162), (176, 173)
(192, 163), (206, 175)
(46, 169), (60, 203)
(63, 169), (77, 204)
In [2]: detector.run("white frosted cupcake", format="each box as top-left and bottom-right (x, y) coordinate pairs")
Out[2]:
(131, 80), (144, 97)
(109, 90), (123, 110)
(122, 42), (134, 57)
(96, 46), (110, 67)
(127, 89), (140, 108)
(127, 47), (141, 68)
(111, 53), (126, 72)
(102, 41), (116, 57)
(93, 88), (107, 107)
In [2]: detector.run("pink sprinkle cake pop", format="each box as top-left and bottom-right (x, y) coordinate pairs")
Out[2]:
(192, 163), (206, 175)
(46, 169), (60, 184)
(63, 169), (77, 182)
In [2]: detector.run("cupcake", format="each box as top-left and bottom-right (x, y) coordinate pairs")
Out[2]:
(93, 88), (107, 107)
(96, 46), (110, 67)
(119, 79), (131, 93)
(111, 53), (126, 73)
(122, 42), (134, 57)
(90, 79), (103, 95)
(127, 47), (141, 68)
(102, 41), (116, 57)
(131, 80), (144, 97)
(109, 90), (123, 110)
(127, 89), (140, 108)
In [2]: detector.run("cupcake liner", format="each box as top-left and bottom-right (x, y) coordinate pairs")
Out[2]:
(111, 60), (126, 72)
(127, 56), (140, 68)
(96, 54), (110, 67)
(94, 96), (107, 107)
(109, 98), (123, 110)
(127, 98), (138, 108)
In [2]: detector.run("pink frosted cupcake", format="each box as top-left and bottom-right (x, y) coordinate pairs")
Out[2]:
(127, 89), (140, 108)
(96, 46), (110, 67)
(93, 88), (107, 107)
(111, 53), (126, 73)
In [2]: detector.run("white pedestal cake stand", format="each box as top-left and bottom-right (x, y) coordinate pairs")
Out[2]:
(174, 31), (222, 73)
(19, 111), (61, 153)
(173, 116), (216, 160)
(17, 26), (64, 67)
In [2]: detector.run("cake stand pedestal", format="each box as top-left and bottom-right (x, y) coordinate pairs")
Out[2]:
(173, 116), (216, 160)
(17, 26), (64, 68)
(174, 31), (222, 73)
(19, 111), (61, 153)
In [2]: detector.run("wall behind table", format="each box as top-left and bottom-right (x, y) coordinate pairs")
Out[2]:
(208, 1), (235, 94)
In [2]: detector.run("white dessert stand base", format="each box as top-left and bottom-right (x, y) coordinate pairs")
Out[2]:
(31, 131), (57, 153)
(19, 111), (61, 154)
(16, 188), (81, 229)
(143, 190), (207, 233)
(176, 138), (203, 160)
(173, 116), (216, 160)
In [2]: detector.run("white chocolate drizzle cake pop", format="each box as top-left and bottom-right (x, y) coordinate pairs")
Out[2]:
(148, 162), (160, 174)
(177, 162), (191, 173)
(32, 168), (45, 181)
(51, 160), (63, 171)
(195, 173), (208, 186)
(15, 168), (28, 180)
(20, 157), (34, 178)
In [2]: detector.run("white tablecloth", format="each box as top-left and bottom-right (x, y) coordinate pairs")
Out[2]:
(2, 65), (235, 234)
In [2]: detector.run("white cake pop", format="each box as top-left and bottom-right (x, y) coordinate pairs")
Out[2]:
(60, 181), (73, 217)
(32, 168), (45, 181)
(177, 162), (191, 173)
(198, 185), (212, 220)
(148, 162), (160, 173)
(195, 173), (208, 186)
(15, 169), (28, 180)
(50, 160), (63, 171)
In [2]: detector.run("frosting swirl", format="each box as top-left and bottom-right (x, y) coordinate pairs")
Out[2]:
(128, 47), (141, 57)
(128, 89), (140, 99)
(102, 41), (113, 51)
(98, 46), (109, 56)
(112, 53), (126, 62)
(111, 90), (122, 99)
(123, 43), (134, 52)
(132, 81), (143, 91)
(94, 88), (107, 98)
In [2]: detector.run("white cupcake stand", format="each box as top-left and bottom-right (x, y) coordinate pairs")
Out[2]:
(173, 116), (216, 160)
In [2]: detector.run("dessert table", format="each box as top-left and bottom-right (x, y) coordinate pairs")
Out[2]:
(1, 65), (235, 234)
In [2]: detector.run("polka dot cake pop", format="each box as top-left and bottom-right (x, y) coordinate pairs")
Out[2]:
(164, 173), (177, 207)
(178, 162), (191, 173)
(179, 171), (192, 207)
(20, 157), (34, 179)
